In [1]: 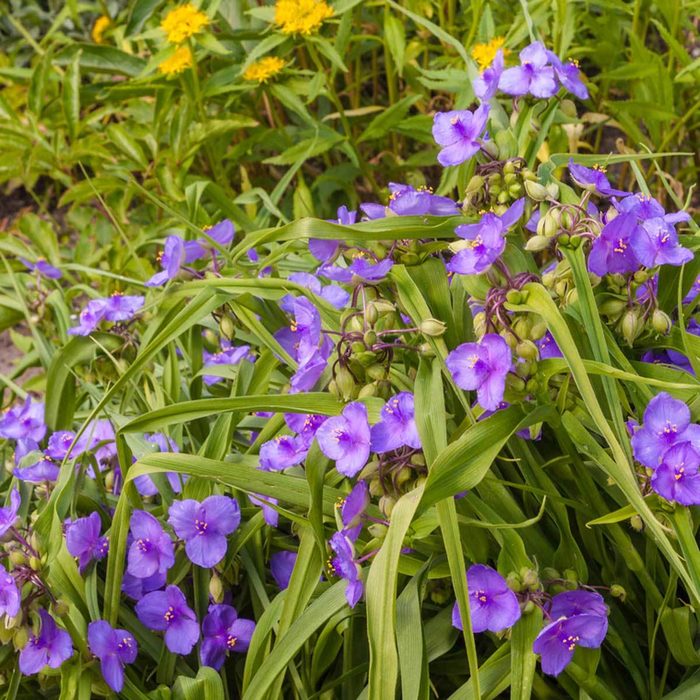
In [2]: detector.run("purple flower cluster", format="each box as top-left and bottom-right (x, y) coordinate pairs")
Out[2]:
(69, 293), (145, 336)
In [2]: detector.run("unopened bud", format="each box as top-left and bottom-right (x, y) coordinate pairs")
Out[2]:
(520, 567), (540, 590)
(563, 569), (578, 584)
(379, 496), (395, 517)
(363, 329), (377, 347)
(209, 574), (225, 603)
(364, 303), (379, 326)
(359, 459), (380, 480)
(29, 557), (41, 572)
(473, 312), (487, 337)
(651, 309), (672, 335)
(357, 383), (377, 399)
(368, 523), (387, 539)
(506, 374), (526, 392)
(525, 235), (551, 252)
(418, 342), (435, 357)
(465, 174), (484, 195)
(524, 180), (548, 201)
(481, 139), (499, 159)
(518, 339), (539, 361)
(52, 599), (70, 617)
(599, 298), (627, 317)
(621, 309), (642, 346)
(542, 567), (560, 581)
(12, 627), (28, 650)
(335, 366), (356, 401)
(366, 363), (386, 381)
(219, 315), (236, 339)
(506, 290), (523, 305)
(629, 514), (644, 532)
(545, 183), (559, 199)
(530, 318), (547, 340)
(610, 584), (626, 601)
(419, 318), (447, 337)
(8, 551), (26, 567)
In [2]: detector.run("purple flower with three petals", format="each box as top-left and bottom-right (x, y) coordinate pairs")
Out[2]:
(271, 551), (297, 589)
(321, 256), (394, 285)
(202, 342), (252, 385)
(127, 510), (175, 579)
(446, 334), (512, 411)
(168, 495), (241, 568)
(122, 570), (166, 601)
(329, 531), (363, 608)
(630, 392), (698, 468)
(15, 454), (60, 483)
(146, 235), (186, 287)
(0, 398), (46, 442)
(310, 205), (357, 261)
(449, 198), (525, 275)
(69, 294), (145, 336)
(537, 331), (563, 359)
(19, 610), (74, 675)
(546, 53), (588, 99)
(133, 433), (185, 497)
(432, 104), (490, 167)
(88, 620), (138, 693)
(316, 402), (371, 477)
(616, 193), (691, 227)
(451, 564), (521, 633)
(370, 393), (421, 453)
(46, 431), (76, 460)
(21, 258), (62, 279)
(200, 604), (255, 670)
(259, 435), (308, 471)
(650, 443), (700, 505)
(630, 218), (693, 268)
(499, 42), (557, 98)
(568, 160), (627, 197)
(387, 183), (460, 217)
(550, 590), (608, 619)
(135, 584), (199, 655)
(0, 570), (20, 618)
(65, 512), (109, 572)
(587, 213), (640, 277)
(0, 489), (21, 537)
(338, 480), (369, 541)
(474, 50), (504, 101)
(283, 272), (350, 311)
(284, 413), (327, 447)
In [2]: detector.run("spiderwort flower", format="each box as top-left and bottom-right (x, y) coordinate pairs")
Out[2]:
(284, 413), (327, 447)
(432, 104), (490, 167)
(370, 393), (421, 453)
(321, 255), (394, 285)
(282, 272), (350, 311)
(69, 294), (145, 336)
(0, 570), (20, 618)
(200, 604), (255, 670)
(20, 258), (62, 279)
(135, 584), (199, 654)
(127, 510), (175, 579)
(499, 42), (557, 98)
(146, 235), (186, 287)
(388, 182), (460, 217)
(19, 610), (74, 675)
(202, 342), (252, 385)
(537, 331), (563, 359)
(533, 613), (608, 676)
(549, 590), (608, 619)
(0, 489), (21, 537)
(650, 443), (700, 505)
(338, 480), (369, 541)
(451, 564), (521, 633)
(122, 570), (166, 601)
(45, 431), (77, 460)
(259, 435), (308, 471)
(449, 198), (525, 275)
(474, 49), (504, 101)
(88, 620), (138, 693)
(630, 218), (693, 268)
(168, 495), (241, 568)
(587, 213), (640, 277)
(446, 334), (512, 411)
(630, 392), (697, 469)
(250, 494), (279, 527)
(270, 551), (297, 589)
(329, 531), (363, 608)
(310, 205), (357, 261)
(546, 53), (589, 100)
(316, 402), (371, 477)
(65, 512), (109, 572)
(15, 454), (60, 483)
(0, 397), (46, 442)
(568, 159), (626, 197)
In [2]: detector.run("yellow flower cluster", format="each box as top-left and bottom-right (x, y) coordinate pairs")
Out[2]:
(471, 36), (507, 70)
(161, 3), (210, 44)
(92, 15), (111, 44)
(158, 46), (193, 76)
(274, 0), (333, 35)
(243, 57), (286, 83)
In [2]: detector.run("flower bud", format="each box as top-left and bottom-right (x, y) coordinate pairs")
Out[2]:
(357, 383), (377, 399)
(52, 599), (70, 617)
(449, 239), (471, 254)
(481, 139), (499, 159)
(473, 312), (487, 337)
(219, 315), (236, 339)
(506, 374), (526, 392)
(209, 573), (225, 603)
(419, 318), (447, 337)
(633, 270), (649, 284)
(497, 190), (510, 205)
(368, 523), (387, 540)
(465, 174), (484, 195)
(503, 161), (517, 175)
(629, 514), (644, 532)
(620, 309), (642, 346)
(364, 303), (379, 326)
(418, 342), (435, 357)
(359, 459), (380, 480)
(12, 627), (27, 650)
(522, 600), (537, 614)
(524, 180), (548, 201)
(502, 331), (518, 349)
(651, 309), (672, 335)
(610, 584), (626, 601)
(506, 572), (522, 592)
(545, 183), (560, 200)
(542, 567), (560, 581)
(363, 330), (377, 347)
(395, 467), (413, 489)
(517, 339), (539, 362)
(599, 298), (627, 317)
(525, 235), (551, 252)
(366, 363), (386, 381)
(529, 317), (547, 340)
(515, 360), (533, 378)
(563, 569), (578, 585)
(8, 551), (26, 567)
(29, 556), (41, 571)
(335, 366), (356, 401)
(506, 290), (523, 305)
(520, 567), (540, 590)
(378, 496), (395, 517)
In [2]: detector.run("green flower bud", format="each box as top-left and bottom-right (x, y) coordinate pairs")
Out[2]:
(629, 514), (644, 532)
(542, 567), (560, 581)
(541, 272), (556, 288)
(504, 172), (518, 186)
(335, 366), (356, 401)
(363, 330), (377, 347)
(599, 298), (626, 317)
(366, 363), (386, 381)
(633, 270), (649, 284)
(524, 180), (548, 201)
(651, 309), (672, 335)
(29, 556), (41, 571)
(219, 314), (236, 340)
(525, 235), (551, 252)
(508, 183), (523, 198)
(516, 340), (539, 362)
(497, 190), (510, 204)
(368, 477), (383, 497)
(418, 342), (435, 357)
(610, 584), (626, 601)
(520, 567), (540, 590)
(8, 551), (26, 567)
(506, 374), (526, 392)
(395, 467), (413, 488)
(400, 252), (421, 266)
(12, 627), (27, 650)
(557, 233), (570, 246)
(364, 303), (379, 326)
(502, 331), (518, 349)
(530, 317), (547, 340)
(545, 183), (560, 200)
(473, 312), (487, 338)
(379, 496), (396, 517)
(506, 290), (524, 305)
(419, 318), (447, 337)
(621, 309), (643, 346)
(357, 383), (377, 399)
(359, 459), (380, 480)
(209, 574), (225, 603)
(368, 523), (387, 539)
(481, 140), (499, 159)
(52, 599), (70, 617)
(503, 161), (517, 175)
(506, 572), (522, 592)
(465, 174), (485, 195)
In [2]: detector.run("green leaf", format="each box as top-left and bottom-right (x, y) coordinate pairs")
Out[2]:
(358, 95), (420, 143)
(172, 666), (225, 700)
(63, 50), (81, 141)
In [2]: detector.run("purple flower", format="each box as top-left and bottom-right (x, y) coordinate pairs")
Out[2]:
(432, 104), (490, 166)
(168, 495), (241, 568)
(259, 435), (308, 471)
(275, 297), (322, 359)
(249, 494), (279, 527)
(537, 331), (562, 359)
(338, 480), (369, 541)
(270, 551), (297, 589)
(568, 160), (626, 197)
(202, 343), (252, 385)
(650, 442), (700, 505)
(21, 258), (62, 279)
(122, 570), (166, 601)
(446, 334), (512, 411)
(329, 531), (363, 608)
(316, 402), (371, 477)
(588, 213), (640, 276)
(15, 454), (60, 483)
(321, 256), (394, 285)
(88, 620), (138, 693)
(46, 431), (76, 460)
(19, 610), (74, 675)
(630, 218), (693, 268)
(284, 413), (327, 447)
(200, 604), (255, 670)
(630, 392), (697, 469)
(370, 393), (421, 453)
(65, 512), (109, 572)
(549, 590), (608, 619)
(616, 193), (691, 227)
(547, 53), (588, 99)
(449, 199), (525, 275)
(146, 235), (186, 287)
(290, 341), (332, 393)
(0, 570), (20, 618)
(69, 294), (145, 336)
(0, 398), (46, 442)
(474, 50), (504, 101)
(0, 489), (21, 537)
(203, 219), (235, 249)
(388, 183), (460, 217)
(310, 205), (357, 261)
(499, 42), (557, 98)
(451, 564), (521, 633)
(135, 584), (199, 655)
(283, 272), (349, 311)
(133, 433), (184, 496)
(127, 510), (175, 579)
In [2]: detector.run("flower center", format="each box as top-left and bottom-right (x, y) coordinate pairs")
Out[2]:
(473, 589), (488, 604)
(613, 238), (627, 253)
(136, 538), (151, 552)
(675, 467), (685, 481)
(195, 518), (208, 535)
(562, 634), (580, 651)
(164, 606), (176, 622)
(661, 423), (677, 437)
(226, 634), (238, 649)
(468, 354), (480, 369)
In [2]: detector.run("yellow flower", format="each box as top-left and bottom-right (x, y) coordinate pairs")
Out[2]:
(158, 46), (193, 76)
(274, 0), (333, 35)
(161, 3), (210, 44)
(92, 15), (111, 44)
(471, 36), (508, 70)
(243, 56), (286, 83)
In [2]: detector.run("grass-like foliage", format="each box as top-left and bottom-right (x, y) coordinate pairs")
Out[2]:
(0, 1), (699, 699)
